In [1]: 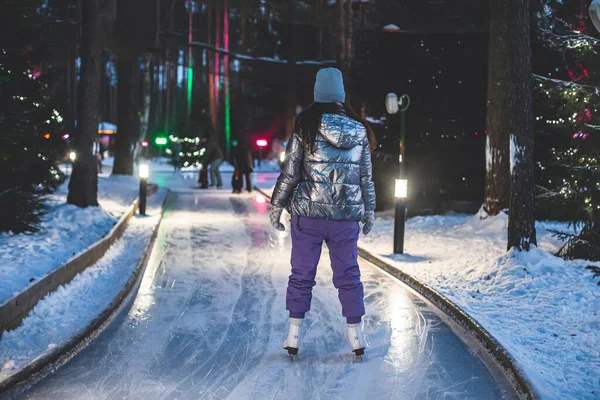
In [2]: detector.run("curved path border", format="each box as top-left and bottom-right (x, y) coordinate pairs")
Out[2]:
(0, 185), (157, 338)
(254, 186), (538, 400)
(0, 188), (170, 397)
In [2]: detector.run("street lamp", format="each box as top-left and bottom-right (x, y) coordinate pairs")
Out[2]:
(139, 163), (149, 216)
(386, 92), (410, 254)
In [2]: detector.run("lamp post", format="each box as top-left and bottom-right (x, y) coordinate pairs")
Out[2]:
(68, 151), (76, 177)
(386, 92), (411, 254)
(139, 162), (149, 216)
(256, 139), (268, 168)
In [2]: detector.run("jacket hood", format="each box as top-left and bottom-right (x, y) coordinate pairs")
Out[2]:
(319, 113), (366, 149)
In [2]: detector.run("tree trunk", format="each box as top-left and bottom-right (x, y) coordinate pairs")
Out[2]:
(316, 0), (323, 60)
(208, 0), (216, 132)
(336, 0), (345, 70)
(484, 0), (511, 216)
(240, 0), (250, 96)
(67, 0), (106, 208)
(214, 3), (221, 138)
(505, 0), (536, 250)
(345, 0), (353, 76)
(112, 59), (137, 175)
(285, 0), (297, 140)
(139, 56), (151, 143)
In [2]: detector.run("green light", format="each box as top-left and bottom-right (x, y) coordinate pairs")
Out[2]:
(225, 78), (231, 156)
(155, 137), (168, 146)
(187, 65), (193, 117)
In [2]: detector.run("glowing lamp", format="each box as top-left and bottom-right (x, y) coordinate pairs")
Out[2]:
(62, 134), (70, 140)
(69, 151), (76, 162)
(590, 0), (600, 33)
(386, 93), (399, 114)
(43, 133), (51, 139)
(139, 163), (149, 179)
(256, 139), (268, 147)
(155, 137), (168, 146)
(256, 194), (267, 204)
(395, 179), (408, 199)
(141, 141), (149, 147)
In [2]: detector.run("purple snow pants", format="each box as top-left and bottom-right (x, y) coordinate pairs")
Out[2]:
(287, 215), (365, 324)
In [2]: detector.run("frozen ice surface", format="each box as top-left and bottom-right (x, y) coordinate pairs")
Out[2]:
(21, 176), (516, 400)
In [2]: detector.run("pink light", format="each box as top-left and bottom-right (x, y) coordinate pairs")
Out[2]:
(256, 139), (268, 147)
(255, 194), (267, 204)
(61, 134), (70, 140)
(142, 141), (149, 147)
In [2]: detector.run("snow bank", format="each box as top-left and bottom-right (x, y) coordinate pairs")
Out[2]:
(0, 174), (140, 305)
(360, 213), (599, 400)
(0, 189), (168, 381)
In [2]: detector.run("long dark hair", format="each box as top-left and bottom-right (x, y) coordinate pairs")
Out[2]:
(296, 102), (377, 153)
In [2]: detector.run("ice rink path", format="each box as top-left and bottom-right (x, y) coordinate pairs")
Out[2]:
(19, 171), (518, 400)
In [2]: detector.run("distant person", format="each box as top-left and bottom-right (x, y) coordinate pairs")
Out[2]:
(199, 135), (223, 189)
(230, 139), (254, 193)
(270, 68), (377, 360)
(173, 142), (182, 172)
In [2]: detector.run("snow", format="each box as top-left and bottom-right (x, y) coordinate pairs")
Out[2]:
(509, 134), (523, 174)
(383, 24), (401, 32)
(359, 212), (600, 400)
(0, 174), (143, 305)
(486, 135), (492, 173)
(365, 116), (386, 125)
(0, 189), (168, 382)
(98, 121), (117, 132)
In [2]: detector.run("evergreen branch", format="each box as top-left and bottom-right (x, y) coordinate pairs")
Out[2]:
(534, 74), (600, 94)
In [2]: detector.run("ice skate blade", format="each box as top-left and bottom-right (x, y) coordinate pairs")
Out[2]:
(354, 355), (363, 363)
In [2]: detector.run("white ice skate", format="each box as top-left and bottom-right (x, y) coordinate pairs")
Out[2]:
(283, 318), (302, 361)
(347, 323), (365, 361)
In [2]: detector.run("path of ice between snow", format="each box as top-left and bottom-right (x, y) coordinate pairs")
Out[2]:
(19, 172), (515, 400)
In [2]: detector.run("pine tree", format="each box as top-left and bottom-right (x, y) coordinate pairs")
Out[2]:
(0, 0), (68, 233)
(535, 0), (600, 259)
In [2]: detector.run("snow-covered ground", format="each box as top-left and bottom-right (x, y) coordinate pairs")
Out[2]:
(360, 212), (599, 400)
(0, 188), (168, 382)
(0, 173), (142, 305)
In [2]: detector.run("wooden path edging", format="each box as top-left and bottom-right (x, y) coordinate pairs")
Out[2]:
(0, 184), (157, 338)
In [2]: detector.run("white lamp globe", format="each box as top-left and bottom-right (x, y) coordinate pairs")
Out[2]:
(590, 0), (600, 33)
(386, 92), (399, 114)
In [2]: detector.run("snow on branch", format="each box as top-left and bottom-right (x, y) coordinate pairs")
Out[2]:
(534, 74), (600, 95)
(160, 31), (336, 66)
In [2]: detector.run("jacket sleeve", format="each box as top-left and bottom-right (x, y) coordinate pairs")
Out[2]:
(271, 133), (303, 207)
(360, 139), (376, 211)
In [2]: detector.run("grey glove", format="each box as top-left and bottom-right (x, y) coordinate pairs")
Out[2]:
(362, 210), (375, 235)
(270, 205), (285, 231)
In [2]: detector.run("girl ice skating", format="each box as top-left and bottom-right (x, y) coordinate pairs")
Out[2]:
(270, 67), (377, 361)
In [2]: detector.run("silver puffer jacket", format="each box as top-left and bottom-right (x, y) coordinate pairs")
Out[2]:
(271, 113), (376, 221)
